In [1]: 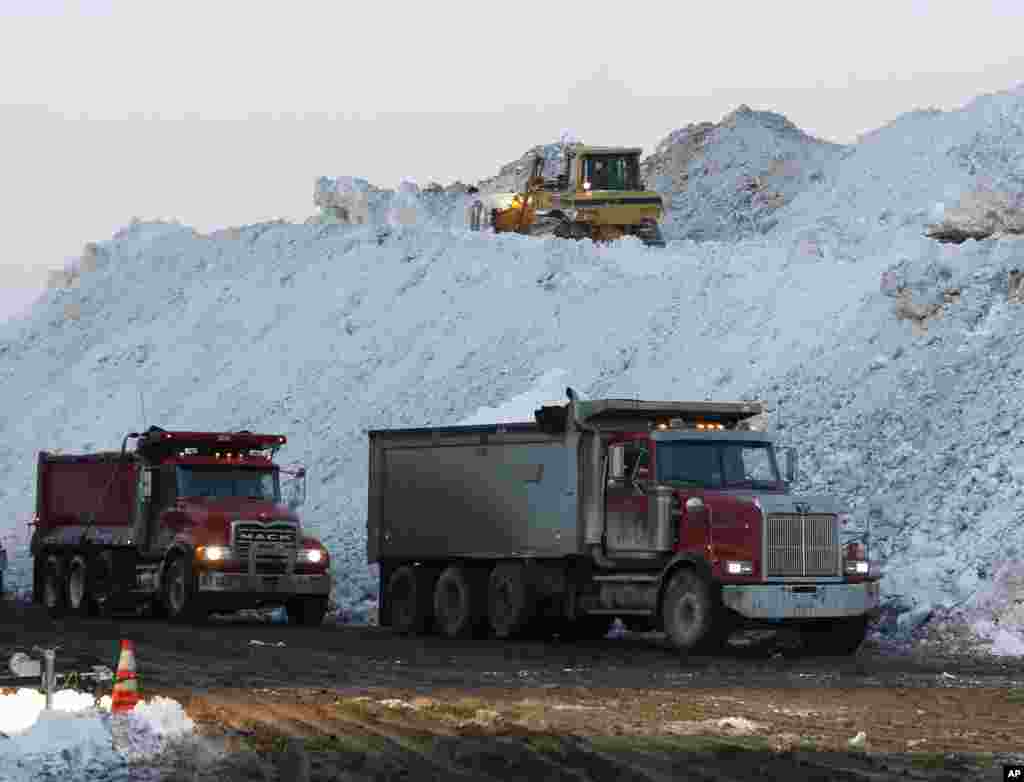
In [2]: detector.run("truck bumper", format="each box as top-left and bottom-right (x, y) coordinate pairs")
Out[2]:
(721, 581), (880, 620)
(197, 571), (331, 598)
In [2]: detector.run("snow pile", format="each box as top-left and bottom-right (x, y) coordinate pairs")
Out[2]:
(0, 688), (194, 781)
(310, 175), (477, 233)
(642, 105), (846, 242)
(312, 176), (373, 226)
(749, 232), (1024, 646)
(1, 82), (1024, 649)
(456, 368), (570, 426)
(929, 560), (1024, 656)
(476, 141), (566, 196)
(925, 189), (1024, 243)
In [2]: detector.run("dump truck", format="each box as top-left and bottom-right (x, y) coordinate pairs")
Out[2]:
(367, 391), (880, 654)
(483, 144), (666, 247)
(31, 427), (332, 625)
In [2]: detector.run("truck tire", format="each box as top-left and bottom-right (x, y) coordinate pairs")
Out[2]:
(387, 565), (434, 635)
(41, 555), (67, 618)
(433, 565), (485, 639)
(287, 597), (328, 627)
(66, 555), (98, 618)
(163, 555), (204, 624)
(488, 562), (535, 639)
(661, 568), (725, 654)
(801, 616), (870, 656)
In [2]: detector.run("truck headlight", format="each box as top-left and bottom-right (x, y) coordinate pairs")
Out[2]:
(302, 548), (324, 564)
(198, 545), (229, 562)
(725, 560), (753, 575)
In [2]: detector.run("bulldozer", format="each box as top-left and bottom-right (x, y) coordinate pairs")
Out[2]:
(482, 143), (666, 247)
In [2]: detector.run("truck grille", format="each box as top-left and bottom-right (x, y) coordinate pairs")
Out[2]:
(764, 514), (840, 577)
(232, 521), (297, 574)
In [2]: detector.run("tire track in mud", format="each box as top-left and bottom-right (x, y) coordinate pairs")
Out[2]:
(3, 605), (1023, 780)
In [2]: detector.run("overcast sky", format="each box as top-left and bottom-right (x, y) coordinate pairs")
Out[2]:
(2, 0), (1022, 321)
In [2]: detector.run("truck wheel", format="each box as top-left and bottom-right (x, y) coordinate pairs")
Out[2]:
(801, 616), (869, 656)
(66, 555), (98, 617)
(433, 565), (484, 639)
(42, 555), (67, 618)
(661, 569), (724, 654)
(163, 555), (204, 623)
(387, 565), (434, 635)
(488, 562), (535, 639)
(287, 597), (328, 627)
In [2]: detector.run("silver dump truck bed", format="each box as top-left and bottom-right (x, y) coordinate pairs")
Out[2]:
(367, 422), (580, 562)
(366, 398), (766, 563)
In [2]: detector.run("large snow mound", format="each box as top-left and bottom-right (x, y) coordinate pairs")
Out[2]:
(642, 105), (846, 242)
(1, 83), (1024, 646)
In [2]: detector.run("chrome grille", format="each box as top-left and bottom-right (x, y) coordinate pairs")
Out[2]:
(765, 513), (839, 577)
(232, 521), (297, 574)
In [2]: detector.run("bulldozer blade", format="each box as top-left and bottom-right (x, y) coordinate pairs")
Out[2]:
(637, 223), (666, 248)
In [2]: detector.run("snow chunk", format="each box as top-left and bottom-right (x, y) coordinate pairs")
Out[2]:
(926, 190), (1024, 243)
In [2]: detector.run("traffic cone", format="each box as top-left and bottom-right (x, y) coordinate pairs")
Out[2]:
(111, 639), (140, 714)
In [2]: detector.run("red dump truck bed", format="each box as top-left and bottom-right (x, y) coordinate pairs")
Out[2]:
(35, 452), (137, 534)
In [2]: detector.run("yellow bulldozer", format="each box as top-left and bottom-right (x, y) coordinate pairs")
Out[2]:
(482, 143), (666, 247)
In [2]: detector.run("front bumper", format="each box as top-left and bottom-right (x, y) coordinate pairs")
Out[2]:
(721, 581), (880, 620)
(197, 571), (331, 596)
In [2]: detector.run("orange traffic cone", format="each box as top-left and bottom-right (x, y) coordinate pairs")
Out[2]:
(111, 639), (140, 714)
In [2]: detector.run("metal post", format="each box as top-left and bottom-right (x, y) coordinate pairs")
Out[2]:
(42, 648), (55, 710)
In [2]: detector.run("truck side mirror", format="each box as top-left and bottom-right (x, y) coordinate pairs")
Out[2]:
(783, 447), (798, 483)
(284, 466), (307, 510)
(141, 469), (152, 500)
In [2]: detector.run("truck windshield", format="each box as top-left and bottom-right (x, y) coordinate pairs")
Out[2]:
(176, 467), (280, 502)
(655, 442), (780, 489)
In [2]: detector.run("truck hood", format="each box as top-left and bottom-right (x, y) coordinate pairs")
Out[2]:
(756, 494), (842, 515)
(176, 497), (299, 524)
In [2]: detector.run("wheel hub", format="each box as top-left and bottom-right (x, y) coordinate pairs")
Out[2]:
(69, 564), (85, 608)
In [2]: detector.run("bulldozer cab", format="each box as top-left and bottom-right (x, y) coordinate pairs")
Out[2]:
(580, 153), (641, 192)
(562, 146), (643, 193)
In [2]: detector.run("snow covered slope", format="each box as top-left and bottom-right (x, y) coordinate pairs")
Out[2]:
(2, 84), (1023, 638)
(642, 105), (846, 242)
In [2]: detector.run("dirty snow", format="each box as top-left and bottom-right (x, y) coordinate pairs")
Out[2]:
(1, 82), (1024, 654)
(0, 688), (194, 782)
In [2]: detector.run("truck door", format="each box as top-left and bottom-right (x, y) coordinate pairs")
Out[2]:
(656, 440), (720, 553)
(605, 438), (650, 553)
(139, 466), (179, 552)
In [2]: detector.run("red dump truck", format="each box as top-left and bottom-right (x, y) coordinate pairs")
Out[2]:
(368, 391), (881, 654)
(31, 427), (332, 625)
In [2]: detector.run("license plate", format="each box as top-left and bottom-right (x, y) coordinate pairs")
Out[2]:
(791, 605), (820, 618)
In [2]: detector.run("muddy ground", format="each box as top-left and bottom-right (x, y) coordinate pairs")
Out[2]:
(2, 602), (1023, 781)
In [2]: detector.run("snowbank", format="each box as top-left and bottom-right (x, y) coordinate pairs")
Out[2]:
(1, 82), (1024, 655)
(0, 688), (194, 781)
(642, 105), (846, 242)
(953, 561), (1024, 656)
